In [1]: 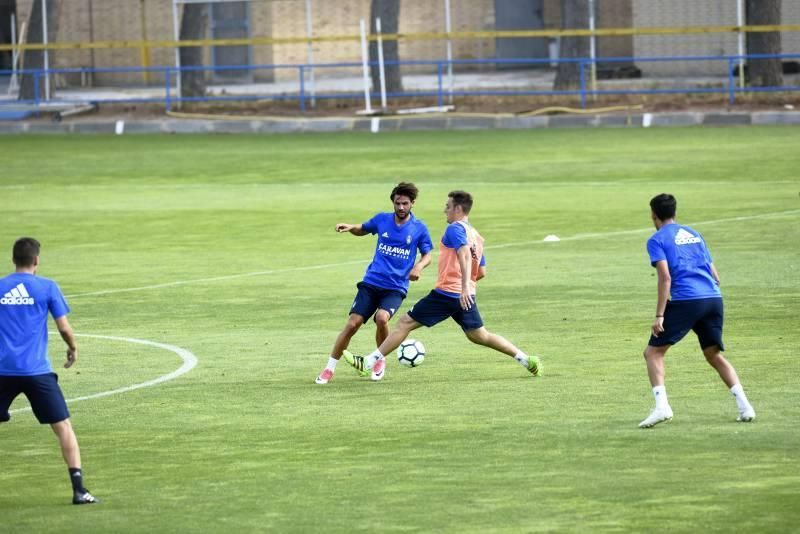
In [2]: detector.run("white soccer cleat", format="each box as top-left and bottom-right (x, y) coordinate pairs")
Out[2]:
(315, 368), (333, 385)
(371, 357), (386, 381)
(364, 352), (382, 371)
(737, 406), (756, 422)
(638, 406), (674, 428)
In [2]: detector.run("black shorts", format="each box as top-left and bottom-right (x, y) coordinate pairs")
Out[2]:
(350, 282), (405, 322)
(648, 297), (725, 351)
(408, 290), (484, 332)
(0, 373), (70, 424)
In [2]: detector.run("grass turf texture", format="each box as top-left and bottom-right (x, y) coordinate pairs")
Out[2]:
(1, 128), (798, 532)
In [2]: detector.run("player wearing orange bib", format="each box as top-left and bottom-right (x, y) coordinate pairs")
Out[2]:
(357, 190), (542, 381)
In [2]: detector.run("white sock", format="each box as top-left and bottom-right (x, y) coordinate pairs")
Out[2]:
(513, 352), (529, 368)
(326, 357), (338, 372)
(730, 383), (751, 412)
(366, 349), (384, 370)
(653, 385), (669, 410)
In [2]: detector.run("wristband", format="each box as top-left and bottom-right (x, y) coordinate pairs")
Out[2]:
(655, 315), (664, 318)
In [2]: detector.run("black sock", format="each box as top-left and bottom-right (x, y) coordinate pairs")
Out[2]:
(69, 468), (85, 492)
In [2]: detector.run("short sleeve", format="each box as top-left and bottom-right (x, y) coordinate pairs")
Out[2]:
(49, 282), (70, 320)
(479, 254), (486, 267)
(361, 213), (382, 235)
(418, 225), (434, 255)
(646, 236), (666, 267)
(442, 223), (468, 249)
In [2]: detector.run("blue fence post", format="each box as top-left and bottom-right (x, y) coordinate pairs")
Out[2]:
(579, 61), (587, 109)
(728, 58), (736, 106)
(437, 62), (444, 108)
(33, 72), (41, 106)
(165, 69), (172, 113)
(299, 65), (306, 113)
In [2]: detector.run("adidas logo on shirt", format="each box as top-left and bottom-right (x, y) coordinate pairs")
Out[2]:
(1, 283), (35, 305)
(674, 228), (702, 245)
(381, 232), (390, 238)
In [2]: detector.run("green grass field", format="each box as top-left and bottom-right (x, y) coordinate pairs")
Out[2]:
(1, 128), (799, 532)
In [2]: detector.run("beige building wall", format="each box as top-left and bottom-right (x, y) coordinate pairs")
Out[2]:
(15, 0), (797, 87)
(267, 0), (496, 82)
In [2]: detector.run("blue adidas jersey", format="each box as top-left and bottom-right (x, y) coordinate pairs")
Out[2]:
(646, 224), (721, 301)
(0, 273), (70, 376)
(361, 212), (433, 294)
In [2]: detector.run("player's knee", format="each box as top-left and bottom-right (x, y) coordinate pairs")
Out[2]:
(466, 329), (488, 345)
(345, 318), (363, 333)
(374, 312), (390, 328)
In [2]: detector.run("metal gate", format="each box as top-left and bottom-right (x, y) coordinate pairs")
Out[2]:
(211, 1), (252, 81)
(494, 0), (548, 68)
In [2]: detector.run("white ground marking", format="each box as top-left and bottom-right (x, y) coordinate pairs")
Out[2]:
(488, 209), (800, 250)
(65, 208), (800, 299)
(9, 333), (198, 414)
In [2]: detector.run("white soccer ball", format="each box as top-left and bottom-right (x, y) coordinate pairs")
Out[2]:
(396, 339), (425, 367)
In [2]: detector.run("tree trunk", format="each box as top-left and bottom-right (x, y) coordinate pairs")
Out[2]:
(746, 0), (782, 87)
(369, 0), (402, 99)
(18, 0), (58, 101)
(553, 0), (590, 90)
(179, 3), (209, 98)
(0, 0), (15, 71)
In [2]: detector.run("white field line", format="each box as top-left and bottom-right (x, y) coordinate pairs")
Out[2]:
(488, 209), (800, 250)
(9, 334), (198, 414)
(66, 208), (800, 299)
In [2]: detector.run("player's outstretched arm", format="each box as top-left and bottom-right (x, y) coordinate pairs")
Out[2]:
(55, 316), (78, 368)
(335, 223), (368, 236)
(408, 252), (432, 281)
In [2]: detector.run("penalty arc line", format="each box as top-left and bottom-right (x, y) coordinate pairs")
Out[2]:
(65, 208), (800, 299)
(9, 334), (198, 414)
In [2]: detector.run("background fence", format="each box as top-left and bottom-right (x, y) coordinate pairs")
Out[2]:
(1, 0), (799, 111)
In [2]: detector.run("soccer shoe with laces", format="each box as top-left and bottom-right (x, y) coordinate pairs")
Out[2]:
(737, 406), (756, 422)
(638, 406), (674, 428)
(371, 357), (386, 381)
(315, 368), (334, 385)
(527, 355), (542, 377)
(73, 490), (99, 505)
(342, 350), (369, 377)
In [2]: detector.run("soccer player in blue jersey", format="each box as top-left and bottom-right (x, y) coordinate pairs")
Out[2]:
(315, 183), (434, 384)
(639, 194), (756, 428)
(358, 190), (541, 382)
(0, 238), (99, 504)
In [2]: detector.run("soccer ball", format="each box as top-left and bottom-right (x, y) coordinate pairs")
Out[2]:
(396, 339), (425, 367)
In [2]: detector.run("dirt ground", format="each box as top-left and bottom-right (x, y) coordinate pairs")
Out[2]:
(37, 92), (800, 122)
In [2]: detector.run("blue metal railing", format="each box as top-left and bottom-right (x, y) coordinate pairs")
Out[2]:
(1, 53), (798, 112)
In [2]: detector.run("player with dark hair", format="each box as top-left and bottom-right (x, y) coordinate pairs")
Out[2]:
(0, 237), (99, 504)
(315, 183), (434, 384)
(639, 194), (756, 428)
(354, 190), (541, 381)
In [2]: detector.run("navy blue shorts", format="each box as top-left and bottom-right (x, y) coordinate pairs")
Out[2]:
(0, 373), (70, 425)
(350, 282), (405, 323)
(648, 297), (725, 351)
(408, 290), (484, 332)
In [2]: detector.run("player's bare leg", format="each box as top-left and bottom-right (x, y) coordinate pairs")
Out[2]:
(316, 314), (365, 384)
(374, 309), (391, 347)
(465, 327), (541, 376)
(639, 345), (673, 428)
(364, 314), (423, 381)
(52, 419), (98, 504)
(703, 346), (755, 422)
